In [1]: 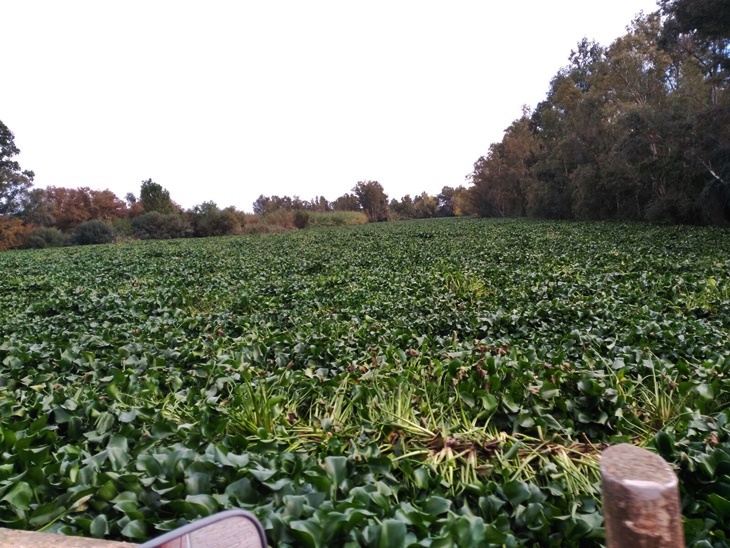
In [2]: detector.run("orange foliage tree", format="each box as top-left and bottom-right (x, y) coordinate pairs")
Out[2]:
(43, 187), (127, 231)
(0, 216), (31, 251)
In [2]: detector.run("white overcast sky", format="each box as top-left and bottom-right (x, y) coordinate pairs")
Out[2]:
(3, 1), (659, 212)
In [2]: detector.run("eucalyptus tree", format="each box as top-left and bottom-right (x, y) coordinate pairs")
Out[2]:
(0, 120), (34, 217)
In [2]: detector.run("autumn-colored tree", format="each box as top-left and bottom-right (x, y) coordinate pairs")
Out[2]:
(89, 189), (127, 221)
(42, 187), (127, 231)
(413, 192), (438, 218)
(0, 216), (31, 251)
(43, 187), (92, 231)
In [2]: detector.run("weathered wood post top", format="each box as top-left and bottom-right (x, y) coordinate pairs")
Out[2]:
(601, 443), (684, 547)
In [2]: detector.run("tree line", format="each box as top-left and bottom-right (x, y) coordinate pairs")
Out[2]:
(252, 182), (471, 223)
(2, 0), (728, 251)
(469, 1), (729, 225)
(1, 115), (472, 250)
(0, 151), (256, 250)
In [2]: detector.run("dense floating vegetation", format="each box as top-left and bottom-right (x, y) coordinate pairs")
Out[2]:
(0, 218), (729, 546)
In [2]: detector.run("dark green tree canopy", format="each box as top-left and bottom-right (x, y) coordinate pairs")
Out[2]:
(140, 179), (176, 214)
(0, 120), (34, 216)
(660, 0), (730, 42)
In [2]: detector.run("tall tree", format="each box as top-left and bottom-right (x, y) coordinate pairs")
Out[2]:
(390, 195), (416, 219)
(436, 186), (466, 217)
(0, 120), (34, 216)
(661, 0), (730, 95)
(660, 1), (730, 221)
(413, 192), (438, 218)
(352, 181), (388, 222)
(470, 115), (541, 218)
(140, 179), (176, 214)
(332, 193), (360, 212)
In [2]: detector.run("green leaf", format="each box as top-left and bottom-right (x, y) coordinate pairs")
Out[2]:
(423, 496), (451, 515)
(324, 456), (347, 486)
(697, 453), (717, 478)
(654, 431), (675, 457)
(119, 409), (137, 423)
(501, 394), (520, 414)
(696, 383), (714, 400)
(225, 477), (256, 504)
(539, 382), (559, 399)
(185, 472), (211, 495)
(1, 481), (32, 511)
(121, 519), (148, 539)
(90, 514), (109, 538)
(482, 393), (498, 411)
(29, 502), (66, 527)
(503, 480), (531, 506)
(290, 519), (322, 548)
(709, 494), (730, 519)
(379, 519), (407, 548)
(186, 494), (218, 516)
(413, 467), (430, 489)
(503, 441), (521, 460)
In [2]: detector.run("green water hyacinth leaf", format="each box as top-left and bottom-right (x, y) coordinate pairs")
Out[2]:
(186, 494), (218, 516)
(0, 218), (728, 545)
(708, 494), (730, 520)
(224, 478), (257, 504)
(324, 456), (347, 487)
(121, 519), (148, 539)
(503, 480), (531, 506)
(501, 394), (520, 414)
(423, 496), (451, 515)
(378, 519), (407, 548)
(29, 502), (66, 527)
(654, 431), (675, 457)
(290, 519), (322, 548)
(1, 481), (32, 511)
(89, 514), (109, 538)
(452, 515), (487, 545)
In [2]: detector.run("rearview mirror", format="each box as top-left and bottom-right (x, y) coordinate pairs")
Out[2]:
(139, 509), (266, 548)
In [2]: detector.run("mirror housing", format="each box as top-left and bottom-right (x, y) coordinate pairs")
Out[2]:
(139, 509), (266, 548)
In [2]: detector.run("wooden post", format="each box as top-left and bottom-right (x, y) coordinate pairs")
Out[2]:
(601, 443), (684, 547)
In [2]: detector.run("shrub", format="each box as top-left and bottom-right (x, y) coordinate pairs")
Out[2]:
(645, 194), (700, 224)
(308, 211), (368, 227)
(293, 210), (310, 229)
(189, 205), (242, 238)
(112, 218), (135, 239)
(132, 212), (190, 240)
(699, 180), (730, 226)
(72, 220), (114, 245)
(261, 210), (295, 231)
(25, 227), (68, 248)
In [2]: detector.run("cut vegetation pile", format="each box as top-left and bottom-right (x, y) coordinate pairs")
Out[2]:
(0, 218), (729, 546)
